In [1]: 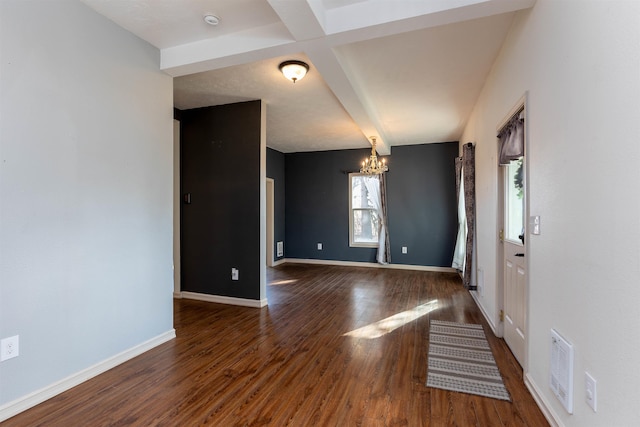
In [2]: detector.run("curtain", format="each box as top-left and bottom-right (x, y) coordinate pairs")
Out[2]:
(498, 111), (524, 165)
(379, 173), (391, 264)
(451, 159), (466, 270)
(451, 143), (476, 289)
(364, 175), (390, 264)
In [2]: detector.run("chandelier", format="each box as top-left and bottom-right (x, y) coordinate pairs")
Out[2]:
(360, 137), (388, 175)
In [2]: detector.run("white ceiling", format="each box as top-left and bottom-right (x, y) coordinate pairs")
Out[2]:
(82, 0), (535, 154)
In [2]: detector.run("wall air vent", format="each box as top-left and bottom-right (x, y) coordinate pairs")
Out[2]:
(550, 328), (574, 413)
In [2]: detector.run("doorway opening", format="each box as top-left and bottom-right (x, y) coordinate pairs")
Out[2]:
(266, 178), (274, 267)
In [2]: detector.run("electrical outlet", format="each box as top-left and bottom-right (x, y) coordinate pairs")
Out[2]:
(1, 335), (19, 361)
(585, 372), (597, 412)
(231, 268), (239, 281)
(402, 246), (407, 254)
(317, 243), (322, 250)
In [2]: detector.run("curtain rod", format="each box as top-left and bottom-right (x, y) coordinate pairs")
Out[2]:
(498, 106), (525, 134)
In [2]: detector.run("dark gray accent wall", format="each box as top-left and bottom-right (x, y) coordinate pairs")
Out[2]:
(285, 149), (377, 262)
(284, 142), (458, 267)
(266, 148), (285, 261)
(386, 143), (459, 266)
(180, 101), (262, 299)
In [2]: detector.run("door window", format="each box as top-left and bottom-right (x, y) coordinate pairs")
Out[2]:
(505, 158), (524, 244)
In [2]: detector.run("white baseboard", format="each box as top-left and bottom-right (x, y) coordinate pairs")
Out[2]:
(469, 291), (502, 337)
(271, 258), (286, 267)
(282, 258), (456, 273)
(470, 298), (556, 426)
(180, 291), (267, 308)
(525, 372), (562, 427)
(0, 329), (176, 423)
(173, 291), (182, 299)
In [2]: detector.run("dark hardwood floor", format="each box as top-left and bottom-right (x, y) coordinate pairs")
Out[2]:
(2, 264), (548, 426)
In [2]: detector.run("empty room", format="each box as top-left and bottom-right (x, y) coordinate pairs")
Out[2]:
(1, 1), (639, 426)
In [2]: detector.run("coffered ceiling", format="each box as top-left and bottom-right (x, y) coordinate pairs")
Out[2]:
(82, 0), (535, 154)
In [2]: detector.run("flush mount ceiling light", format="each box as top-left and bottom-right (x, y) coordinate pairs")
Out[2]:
(279, 60), (309, 83)
(203, 14), (220, 26)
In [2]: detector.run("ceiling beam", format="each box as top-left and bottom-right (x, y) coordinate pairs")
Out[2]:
(161, 0), (536, 150)
(161, 22), (296, 76)
(265, 0), (325, 41)
(267, 0), (390, 153)
(304, 42), (391, 154)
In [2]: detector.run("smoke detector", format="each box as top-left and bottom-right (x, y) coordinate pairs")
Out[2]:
(203, 14), (220, 26)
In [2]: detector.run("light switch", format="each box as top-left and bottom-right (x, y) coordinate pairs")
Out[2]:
(529, 215), (540, 235)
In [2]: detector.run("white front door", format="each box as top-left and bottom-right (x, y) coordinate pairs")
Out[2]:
(502, 158), (526, 366)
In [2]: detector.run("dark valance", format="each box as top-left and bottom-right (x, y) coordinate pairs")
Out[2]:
(497, 112), (524, 165)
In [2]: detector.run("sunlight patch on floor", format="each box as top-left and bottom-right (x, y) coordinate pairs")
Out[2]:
(343, 300), (439, 339)
(269, 279), (298, 286)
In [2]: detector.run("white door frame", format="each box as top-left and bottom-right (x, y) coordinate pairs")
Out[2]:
(266, 178), (274, 267)
(497, 93), (529, 370)
(173, 119), (181, 297)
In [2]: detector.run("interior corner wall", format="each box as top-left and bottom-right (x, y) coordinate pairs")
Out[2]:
(266, 148), (286, 261)
(460, 1), (640, 425)
(179, 101), (263, 300)
(284, 143), (458, 266)
(0, 0), (174, 408)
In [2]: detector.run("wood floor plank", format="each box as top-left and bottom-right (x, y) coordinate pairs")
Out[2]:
(2, 264), (548, 426)
(471, 395), (505, 427)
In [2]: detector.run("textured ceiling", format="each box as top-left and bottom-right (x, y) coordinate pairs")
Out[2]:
(334, 14), (515, 146)
(173, 53), (363, 153)
(82, 0), (536, 153)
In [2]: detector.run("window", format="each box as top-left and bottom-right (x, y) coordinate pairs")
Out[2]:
(349, 173), (379, 247)
(504, 157), (524, 244)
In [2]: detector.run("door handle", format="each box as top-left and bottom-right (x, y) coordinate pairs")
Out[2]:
(515, 253), (525, 257)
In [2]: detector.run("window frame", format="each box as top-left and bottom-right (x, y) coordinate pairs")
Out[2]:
(348, 173), (379, 248)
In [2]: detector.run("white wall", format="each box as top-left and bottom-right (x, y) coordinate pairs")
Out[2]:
(461, 1), (640, 425)
(0, 0), (174, 411)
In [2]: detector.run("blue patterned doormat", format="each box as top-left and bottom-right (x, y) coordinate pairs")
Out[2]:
(426, 320), (511, 401)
